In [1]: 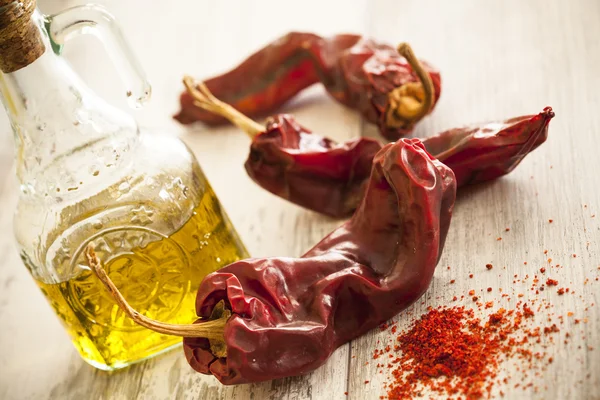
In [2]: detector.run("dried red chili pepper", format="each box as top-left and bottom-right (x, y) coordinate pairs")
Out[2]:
(182, 76), (553, 218)
(175, 34), (441, 141)
(87, 138), (456, 384)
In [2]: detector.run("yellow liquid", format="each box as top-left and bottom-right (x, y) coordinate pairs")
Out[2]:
(35, 186), (248, 370)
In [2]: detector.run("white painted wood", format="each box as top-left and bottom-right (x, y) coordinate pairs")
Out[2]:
(0, 1), (598, 399)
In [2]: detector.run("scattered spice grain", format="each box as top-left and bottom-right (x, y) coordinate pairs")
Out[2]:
(381, 304), (560, 399)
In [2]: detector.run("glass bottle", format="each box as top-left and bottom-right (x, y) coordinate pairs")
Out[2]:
(0, 1), (249, 370)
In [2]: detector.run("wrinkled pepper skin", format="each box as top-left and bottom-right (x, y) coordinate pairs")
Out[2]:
(245, 107), (554, 217)
(245, 115), (382, 217)
(329, 38), (441, 140)
(423, 107), (554, 186)
(175, 33), (357, 125)
(174, 32), (441, 140)
(183, 139), (457, 384)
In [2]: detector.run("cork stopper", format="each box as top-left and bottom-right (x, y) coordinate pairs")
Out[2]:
(0, 0), (45, 73)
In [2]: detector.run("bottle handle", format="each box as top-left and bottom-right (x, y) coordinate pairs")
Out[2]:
(45, 4), (151, 108)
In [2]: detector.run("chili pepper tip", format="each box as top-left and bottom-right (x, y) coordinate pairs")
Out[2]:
(542, 106), (555, 118)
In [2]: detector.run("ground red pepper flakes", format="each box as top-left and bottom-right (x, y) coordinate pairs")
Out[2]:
(469, 290), (476, 296)
(540, 267), (546, 274)
(450, 279), (456, 284)
(487, 287), (493, 292)
(573, 254), (577, 258)
(546, 278), (558, 286)
(486, 264), (493, 270)
(470, 274), (474, 278)
(382, 304), (560, 399)
(549, 219), (553, 223)
(557, 288), (565, 295)
(523, 304), (535, 317)
(505, 228), (510, 232)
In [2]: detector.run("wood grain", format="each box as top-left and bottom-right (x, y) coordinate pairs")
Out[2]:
(0, 0), (598, 399)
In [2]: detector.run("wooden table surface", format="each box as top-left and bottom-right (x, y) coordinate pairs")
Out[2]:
(1, 1), (599, 399)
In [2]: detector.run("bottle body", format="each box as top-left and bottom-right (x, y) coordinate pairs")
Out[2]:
(1, 4), (248, 370)
(16, 131), (248, 369)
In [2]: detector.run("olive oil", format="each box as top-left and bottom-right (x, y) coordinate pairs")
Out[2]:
(34, 186), (248, 370)
(2, 0), (249, 371)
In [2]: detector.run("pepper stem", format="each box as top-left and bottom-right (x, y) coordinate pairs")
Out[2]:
(84, 246), (228, 342)
(182, 76), (264, 139)
(385, 43), (435, 130)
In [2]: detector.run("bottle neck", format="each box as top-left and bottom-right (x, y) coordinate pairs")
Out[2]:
(0, 10), (140, 192)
